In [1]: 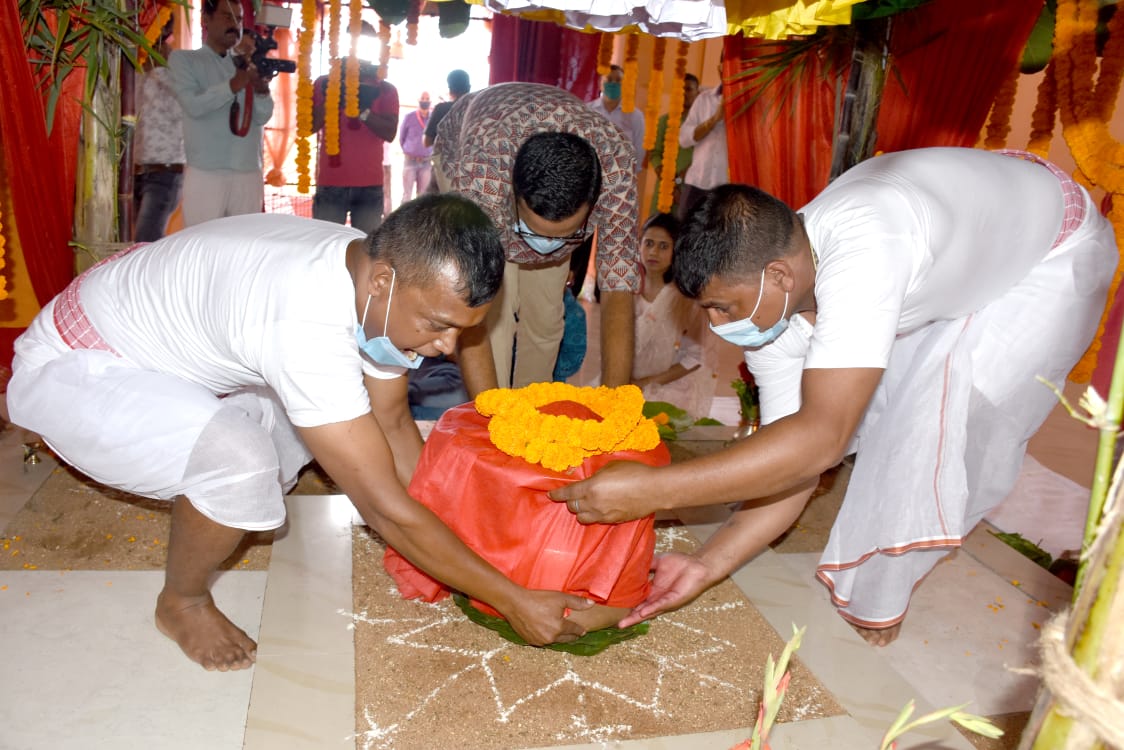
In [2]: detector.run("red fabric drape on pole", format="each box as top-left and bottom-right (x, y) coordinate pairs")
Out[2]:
(724, 36), (840, 209)
(874, 0), (1044, 152)
(0, 0), (83, 368)
(488, 14), (602, 101)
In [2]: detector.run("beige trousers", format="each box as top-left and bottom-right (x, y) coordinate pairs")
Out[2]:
(486, 257), (572, 388)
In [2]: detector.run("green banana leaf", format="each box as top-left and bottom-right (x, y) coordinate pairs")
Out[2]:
(453, 594), (650, 656)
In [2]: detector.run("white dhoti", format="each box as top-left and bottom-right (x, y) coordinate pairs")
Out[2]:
(9, 299), (312, 532)
(817, 192), (1118, 628)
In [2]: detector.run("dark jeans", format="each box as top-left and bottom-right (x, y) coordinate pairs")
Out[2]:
(133, 170), (184, 242)
(313, 185), (384, 235)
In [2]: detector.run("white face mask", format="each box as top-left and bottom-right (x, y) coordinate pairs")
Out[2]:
(709, 269), (789, 348)
(354, 268), (424, 369)
(512, 218), (567, 255)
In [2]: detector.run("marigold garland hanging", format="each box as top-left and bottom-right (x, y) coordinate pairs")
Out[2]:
(0, 200), (8, 301)
(475, 383), (661, 473)
(983, 63), (1019, 150)
(597, 32), (614, 77)
(345, 0), (363, 118)
(137, 4), (173, 67)
(1054, 0), (1124, 382)
(1027, 61), (1057, 157)
(295, 0), (317, 193)
(621, 33), (641, 114)
(378, 22), (392, 76)
(657, 41), (690, 214)
(642, 37), (667, 153)
(324, 0), (344, 156)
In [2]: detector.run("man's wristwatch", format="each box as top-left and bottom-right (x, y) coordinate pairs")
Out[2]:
(359, 109), (370, 122)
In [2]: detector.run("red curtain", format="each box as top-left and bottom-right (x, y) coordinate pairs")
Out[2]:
(725, 36), (840, 209)
(488, 14), (602, 101)
(0, 0), (83, 367)
(724, 0), (1043, 209)
(874, 0), (1044, 152)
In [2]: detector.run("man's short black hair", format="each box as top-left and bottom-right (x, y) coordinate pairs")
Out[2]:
(447, 69), (470, 96)
(672, 184), (800, 299)
(365, 193), (504, 307)
(642, 212), (681, 284)
(202, 0), (220, 16)
(684, 73), (700, 87)
(512, 132), (602, 222)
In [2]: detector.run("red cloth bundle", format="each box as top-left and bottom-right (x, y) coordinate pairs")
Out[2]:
(384, 401), (670, 617)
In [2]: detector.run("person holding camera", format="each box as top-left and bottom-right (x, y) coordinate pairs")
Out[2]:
(168, 0), (274, 227)
(312, 59), (399, 233)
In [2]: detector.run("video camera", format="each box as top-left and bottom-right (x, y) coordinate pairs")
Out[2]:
(247, 4), (296, 79)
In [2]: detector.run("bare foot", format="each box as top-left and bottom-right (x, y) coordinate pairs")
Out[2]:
(852, 621), (902, 646)
(155, 589), (257, 671)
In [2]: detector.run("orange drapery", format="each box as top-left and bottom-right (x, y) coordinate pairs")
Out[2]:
(384, 402), (671, 617)
(723, 0), (1043, 209)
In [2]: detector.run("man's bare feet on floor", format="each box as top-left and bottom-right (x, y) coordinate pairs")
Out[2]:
(852, 621), (902, 646)
(155, 589), (257, 671)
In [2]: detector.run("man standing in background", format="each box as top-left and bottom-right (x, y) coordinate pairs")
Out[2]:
(312, 60), (398, 233)
(677, 64), (727, 220)
(133, 18), (185, 242)
(399, 92), (433, 204)
(424, 70), (469, 148)
(588, 65), (645, 171)
(169, 0), (274, 226)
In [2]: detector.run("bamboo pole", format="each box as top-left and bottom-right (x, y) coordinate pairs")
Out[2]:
(1020, 319), (1124, 749)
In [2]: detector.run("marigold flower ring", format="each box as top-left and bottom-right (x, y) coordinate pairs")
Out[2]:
(474, 382), (662, 473)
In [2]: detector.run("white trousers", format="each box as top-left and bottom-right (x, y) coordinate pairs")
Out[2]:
(817, 197), (1118, 628)
(181, 166), (264, 228)
(9, 323), (311, 531)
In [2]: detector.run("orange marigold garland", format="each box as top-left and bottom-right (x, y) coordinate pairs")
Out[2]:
(1027, 61), (1057, 157)
(1054, 0), (1124, 381)
(597, 32), (614, 77)
(657, 41), (690, 214)
(345, 0), (363, 118)
(475, 383), (661, 473)
(983, 63), (1019, 150)
(378, 21), (391, 77)
(621, 33), (641, 114)
(295, 0), (317, 193)
(642, 37), (667, 152)
(137, 4), (173, 67)
(0, 200), (7, 301)
(324, 0), (344, 156)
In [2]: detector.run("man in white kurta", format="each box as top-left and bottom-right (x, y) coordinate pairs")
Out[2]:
(551, 147), (1117, 644)
(8, 197), (591, 670)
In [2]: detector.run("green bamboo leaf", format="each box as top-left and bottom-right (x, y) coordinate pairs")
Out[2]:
(950, 712), (1005, 739)
(880, 700), (916, 750)
(51, 9), (71, 66)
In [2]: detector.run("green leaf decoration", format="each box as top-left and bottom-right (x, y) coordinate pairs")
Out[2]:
(452, 594), (650, 656)
(642, 400), (696, 441)
(1021, 0), (1056, 74)
(438, 0), (471, 39)
(851, 0), (930, 22)
(367, 0), (410, 27)
(989, 530), (1053, 569)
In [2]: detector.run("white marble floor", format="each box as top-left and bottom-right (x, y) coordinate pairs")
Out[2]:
(0, 393), (1091, 749)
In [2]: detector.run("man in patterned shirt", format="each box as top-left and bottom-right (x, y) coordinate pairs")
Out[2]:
(432, 82), (641, 394)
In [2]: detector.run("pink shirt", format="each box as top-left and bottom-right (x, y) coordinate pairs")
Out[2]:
(314, 73), (399, 187)
(433, 83), (640, 293)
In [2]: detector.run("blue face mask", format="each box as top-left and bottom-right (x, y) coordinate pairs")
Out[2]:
(355, 269), (424, 369)
(602, 81), (622, 100)
(709, 269), (790, 348)
(513, 218), (567, 255)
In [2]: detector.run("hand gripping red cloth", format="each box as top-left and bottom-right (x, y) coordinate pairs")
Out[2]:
(383, 401), (671, 618)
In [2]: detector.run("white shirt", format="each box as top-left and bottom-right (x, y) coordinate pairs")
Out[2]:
(679, 86), (728, 189)
(588, 98), (645, 170)
(65, 214), (400, 428)
(746, 147), (1069, 424)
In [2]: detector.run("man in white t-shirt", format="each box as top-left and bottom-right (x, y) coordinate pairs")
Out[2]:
(552, 147), (1118, 645)
(7, 194), (592, 671)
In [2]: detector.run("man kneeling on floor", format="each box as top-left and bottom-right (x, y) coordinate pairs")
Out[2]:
(7, 194), (592, 671)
